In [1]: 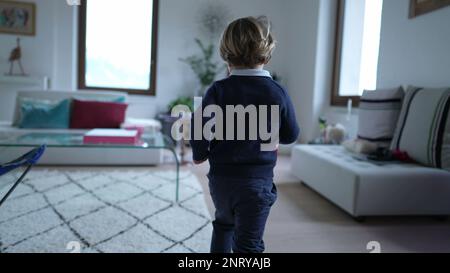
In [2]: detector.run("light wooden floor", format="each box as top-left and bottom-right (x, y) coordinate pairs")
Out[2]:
(190, 155), (450, 253)
(37, 152), (450, 253)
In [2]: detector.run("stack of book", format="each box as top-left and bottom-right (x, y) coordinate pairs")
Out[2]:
(83, 129), (140, 145)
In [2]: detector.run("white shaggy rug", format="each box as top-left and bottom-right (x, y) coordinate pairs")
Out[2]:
(0, 169), (212, 253)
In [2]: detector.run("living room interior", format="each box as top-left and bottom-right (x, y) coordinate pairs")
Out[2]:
(0, 0), (449, 254)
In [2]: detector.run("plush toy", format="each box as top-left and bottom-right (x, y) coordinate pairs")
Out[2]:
(325, 123), (346, 144)
(342, 139), (378, 154)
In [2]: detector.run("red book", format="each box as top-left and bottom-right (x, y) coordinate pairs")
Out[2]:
(83, 129), (139, 145)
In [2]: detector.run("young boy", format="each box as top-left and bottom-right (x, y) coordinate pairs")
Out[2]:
(190, 16), (300, 253)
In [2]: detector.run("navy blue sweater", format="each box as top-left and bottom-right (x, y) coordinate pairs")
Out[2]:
(190, 74), (300, 179)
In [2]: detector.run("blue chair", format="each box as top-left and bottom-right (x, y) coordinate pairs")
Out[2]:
(0, 145), (46, 208)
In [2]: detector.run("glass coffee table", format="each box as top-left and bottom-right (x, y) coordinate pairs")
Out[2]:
(0, 132), (181, 202)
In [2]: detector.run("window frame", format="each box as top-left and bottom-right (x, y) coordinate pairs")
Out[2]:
(331, 0), (361, 107)
(77, 0), (159, 96)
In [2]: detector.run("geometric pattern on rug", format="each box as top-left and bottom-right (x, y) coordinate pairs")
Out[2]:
(0, 169), (212, 253)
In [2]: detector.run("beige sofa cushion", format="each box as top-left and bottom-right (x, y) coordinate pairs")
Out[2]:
(391, 87), (450, 171)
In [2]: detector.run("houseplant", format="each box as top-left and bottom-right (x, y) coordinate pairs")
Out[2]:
(167, 96), (194, 113)
(180, 3), (230, 96)
(159, 4), (230, 142)
(180, 39), (225, 96)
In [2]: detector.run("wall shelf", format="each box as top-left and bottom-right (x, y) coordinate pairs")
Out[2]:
(0, 75), (50, 90)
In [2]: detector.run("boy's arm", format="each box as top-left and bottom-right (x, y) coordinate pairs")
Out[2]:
(279, 89), (300, 144)
(190, 85), (216, 164)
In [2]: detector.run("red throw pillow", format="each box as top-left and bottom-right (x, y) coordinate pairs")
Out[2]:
(70, 99), (128, 129)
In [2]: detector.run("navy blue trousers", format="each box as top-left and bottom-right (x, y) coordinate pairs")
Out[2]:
(208, 175), (277, 253)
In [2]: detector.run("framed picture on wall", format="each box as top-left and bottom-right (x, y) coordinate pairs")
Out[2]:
(410, 0), (450, 18)
(0, 0), (36, 36)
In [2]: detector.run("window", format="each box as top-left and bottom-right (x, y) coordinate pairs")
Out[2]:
(331, 0), (383, 106)
(78, 0), (159, 95)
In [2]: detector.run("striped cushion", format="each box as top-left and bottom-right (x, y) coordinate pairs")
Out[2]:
(357, 87), (404, 147)
(391, 87), (450, 171)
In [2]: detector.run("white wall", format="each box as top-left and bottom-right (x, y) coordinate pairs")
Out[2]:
(377, 0), (450, 88)
(283, 0), (345, 142)
(292, 0), (450, 142)
(0, 0), (292, 122)
(283, 0), (321, 143)
(140, 0), (291, 118)
(0, 0), (58, 80)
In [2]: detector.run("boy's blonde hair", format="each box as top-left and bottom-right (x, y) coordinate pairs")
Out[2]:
(220, 16), (276, 68)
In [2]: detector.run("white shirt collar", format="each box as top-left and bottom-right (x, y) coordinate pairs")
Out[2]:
(230, 69), (272, 78)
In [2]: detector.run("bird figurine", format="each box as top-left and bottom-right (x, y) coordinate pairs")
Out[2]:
(7, 38), (27, 76)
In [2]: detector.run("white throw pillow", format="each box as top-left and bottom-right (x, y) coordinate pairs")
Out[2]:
(357, 87), (405, 148)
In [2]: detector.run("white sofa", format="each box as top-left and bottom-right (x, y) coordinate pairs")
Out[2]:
(291, 145), (450, 219)
(0, 90), (163, 166)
